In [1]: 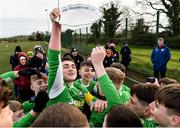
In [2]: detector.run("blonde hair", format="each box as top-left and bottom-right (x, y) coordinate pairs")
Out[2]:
(105, 67), (125, 89)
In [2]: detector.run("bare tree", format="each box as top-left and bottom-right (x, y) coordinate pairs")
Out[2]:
(136, 0), (180, 36)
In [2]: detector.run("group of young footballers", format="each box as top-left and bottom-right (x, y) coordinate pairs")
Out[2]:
(0, 8), (180, 127)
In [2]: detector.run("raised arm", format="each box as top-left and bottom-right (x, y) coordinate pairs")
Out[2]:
(48, 8), (64, 99)
(91, 46), (122, 105)
(49, 8), (61, 50)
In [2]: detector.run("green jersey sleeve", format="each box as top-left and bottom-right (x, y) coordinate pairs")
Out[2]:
(0, 71), (16, 82)
(22, 101), (34, 114)
(48, 48), (65, 99)
(98, 74), (122, 105)
(13, 112), (36, 127)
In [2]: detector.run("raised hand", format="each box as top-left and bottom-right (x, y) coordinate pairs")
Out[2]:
(91, 46), (106, 78)
(91, 46), (106, 66)
(49, 8), (61, 23)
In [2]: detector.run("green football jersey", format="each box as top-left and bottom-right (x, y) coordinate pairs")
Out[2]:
(90, 75), (130, 127)
(47, 49), (96, 110)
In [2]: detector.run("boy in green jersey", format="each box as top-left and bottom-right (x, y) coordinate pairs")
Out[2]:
(89, 46), (131, 127)
(47, 8), (106, 111)
(75, 60), (97, 95)
(74, 60), (98, 120)
(127, 83), (159, 127)
(149, 84), (180, 127)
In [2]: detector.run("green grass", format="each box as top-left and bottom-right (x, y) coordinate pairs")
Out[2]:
(76, 42), (180, 82)
(0, 41), (49, 73)
(1, 41), (180, 82)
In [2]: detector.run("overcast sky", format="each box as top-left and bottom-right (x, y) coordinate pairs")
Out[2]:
(0, 0), (166, 38)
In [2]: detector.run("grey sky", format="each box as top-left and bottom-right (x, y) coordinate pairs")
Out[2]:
(0, 0), (166, 38)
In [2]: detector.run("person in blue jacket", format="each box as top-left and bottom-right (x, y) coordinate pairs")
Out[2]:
(151, 37), (171, 78)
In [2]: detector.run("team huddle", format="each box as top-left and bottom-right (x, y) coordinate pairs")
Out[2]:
(0, 8), (180, 127)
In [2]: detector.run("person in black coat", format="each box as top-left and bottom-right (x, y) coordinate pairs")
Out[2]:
(9, 46), (22, 70)
(103, 46), (118, 67)
(71, 48), (84, 71)
(28, 45), (48, 74)
(120, 43), (131, 69)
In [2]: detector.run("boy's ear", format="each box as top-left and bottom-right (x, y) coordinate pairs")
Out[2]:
(79, 68), (82, 76)
(170, 115), (180, 126)
(30, 84), (34, 91)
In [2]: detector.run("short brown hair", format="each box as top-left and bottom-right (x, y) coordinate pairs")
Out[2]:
(32, 103), (89, 127)
(158, 37), (164, 42)
(30, 72), (47, 84)
(105, 67), (125, 89)
(106, 104), (142, 127)
(131, 83), (159, 103)
(158, 77), (178, 86)
(62, 57), (75, 63)
(0, 79), (12, 111)
(80, 60), (94, 69)
(110, 62), (126, 73)
(8, 100), (22, 112)
(155, 85), (180, 115)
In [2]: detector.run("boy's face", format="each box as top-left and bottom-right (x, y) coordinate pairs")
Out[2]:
(0, 105), (13, 127)
(62, 60), (77, 82)
(127, 94), (147, 117)
(79, 66), (95, 84)
(31, 78), (48, 95)
(149, 101), (171, 126)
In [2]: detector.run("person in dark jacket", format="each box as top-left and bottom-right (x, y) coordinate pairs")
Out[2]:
(120, 43), (131, 70)
(9, 46), (22, 70)
(71, 48), (84, 71)
(28, 45), (48, 74)
(103, 46), (118, 67)
(9, 46), (22, 100)
(151, 37), (171, 78)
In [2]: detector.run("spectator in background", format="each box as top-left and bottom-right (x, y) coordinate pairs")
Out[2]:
(10, 45), (22, 70)
(71, 48), (84, 71)
(151, 37), (171, 78)
(13, 52), (33, 102)
(28, 45), (48, 74)
(9, 46), (22, 100)
(27, 49), (34, 60)
(109, 43), (119, 62)
(120, 42), (131, 70)
(103, 46), (117, 67)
